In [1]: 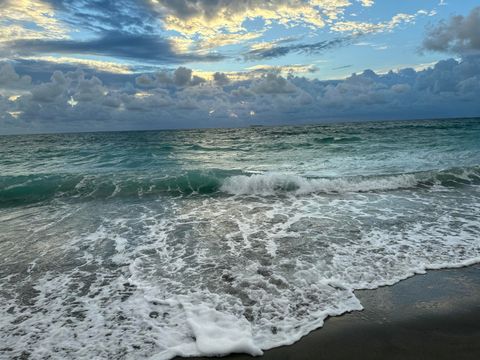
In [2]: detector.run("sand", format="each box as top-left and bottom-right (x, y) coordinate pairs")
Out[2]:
(178, 264), (480, 360)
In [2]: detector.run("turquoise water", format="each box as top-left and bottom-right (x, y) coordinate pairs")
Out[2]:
(1, 118), (480, 358)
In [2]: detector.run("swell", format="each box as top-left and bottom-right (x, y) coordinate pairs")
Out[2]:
(1, 166), (479, 206)
(0, 170), (237, 207)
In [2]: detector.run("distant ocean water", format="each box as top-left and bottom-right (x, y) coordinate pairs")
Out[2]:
(1, 118), (480, 359)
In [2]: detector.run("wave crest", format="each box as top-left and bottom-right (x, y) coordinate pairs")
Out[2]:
(220, 173), (418, 195)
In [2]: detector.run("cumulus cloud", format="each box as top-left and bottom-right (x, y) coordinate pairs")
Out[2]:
(0, 63), (32, 90)
(30, 71), (68, 102)
(422, 6), (480, 55)
(1, 54), (480, 134)
(213, 72), (230, 86)
(135, 67), (207, 88)
(251, 73), (298, 94)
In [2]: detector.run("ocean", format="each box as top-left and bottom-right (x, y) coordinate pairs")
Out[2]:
(1, 118), (480, 359)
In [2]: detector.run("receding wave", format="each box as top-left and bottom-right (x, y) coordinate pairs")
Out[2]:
(1, 166), (479, 206)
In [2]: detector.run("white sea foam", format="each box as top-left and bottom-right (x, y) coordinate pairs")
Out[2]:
(220, 173), (418, 195)
(1, 181), (480, 359)
(184, 302), (263, 357)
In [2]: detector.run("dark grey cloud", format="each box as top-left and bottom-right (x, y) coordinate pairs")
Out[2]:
(11, 59), (138, 86)
(213, 72), (230, 86)
(244, 38), (351, 60)
(5, 32), (225, 64)
(43, 0), (158, 34)
(0, 63), (32, 89)
(422, 6), (480, 55)
(332, 65), (353, 70)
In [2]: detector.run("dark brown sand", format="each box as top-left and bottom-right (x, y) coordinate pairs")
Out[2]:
(178, 264), (480, 360)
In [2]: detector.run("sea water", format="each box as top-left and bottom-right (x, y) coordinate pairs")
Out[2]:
(1, 118), (479, 359)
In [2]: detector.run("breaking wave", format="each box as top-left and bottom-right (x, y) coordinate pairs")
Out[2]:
(221, 166), (480, 195)
(1, 166), (479, 206)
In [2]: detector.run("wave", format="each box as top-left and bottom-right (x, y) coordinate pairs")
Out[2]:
(313, 136), (363, 144)
(221, 166), (480, 195)
(221, 173), (418, 195)
(0, 170), (234, 206)
(1, 166), (479, 206)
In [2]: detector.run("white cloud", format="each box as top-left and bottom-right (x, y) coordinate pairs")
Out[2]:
(331, 10), (431, 34)
(0, 0), (68, 42)
(358, 0), (374, 7)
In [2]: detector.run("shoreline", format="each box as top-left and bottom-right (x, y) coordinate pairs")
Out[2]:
(178, 264), (480, 360)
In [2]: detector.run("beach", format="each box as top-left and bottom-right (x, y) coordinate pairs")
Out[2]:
(182, 264), (480, 360)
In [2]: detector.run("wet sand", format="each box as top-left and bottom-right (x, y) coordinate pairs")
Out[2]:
(179, 264), (480, 360)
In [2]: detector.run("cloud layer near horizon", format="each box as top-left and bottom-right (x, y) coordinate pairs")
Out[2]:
(1, 54), (480, 134)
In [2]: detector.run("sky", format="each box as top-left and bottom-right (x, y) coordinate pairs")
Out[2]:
(0, 0), (480, 134)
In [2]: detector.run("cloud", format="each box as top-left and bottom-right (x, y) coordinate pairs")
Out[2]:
(0, 1), (226, 65)
(3, 31), (226, 64)
(0, 0), (424, 70)
(331, 10), (432, 34)
(195, 32), (264, 50)
(0, 0), (67, 42)
(152, 0), (354, 38)
(358, 0), (374, 6)
(332, 65), (353, 70)
(213, 72), (230, 86)
(0, 63), (32, 90)
(244, 38), (350, 60)
(422, 6), (480, 55)
(135, 67), (207, 88)
(251, 73), (298, 94)
(30, 71), (68, 102)
(18, 56), (134, 74)
(1, 54), (480, 134)
(246, 64), (319, 76)
(41, 0), (158, 34)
